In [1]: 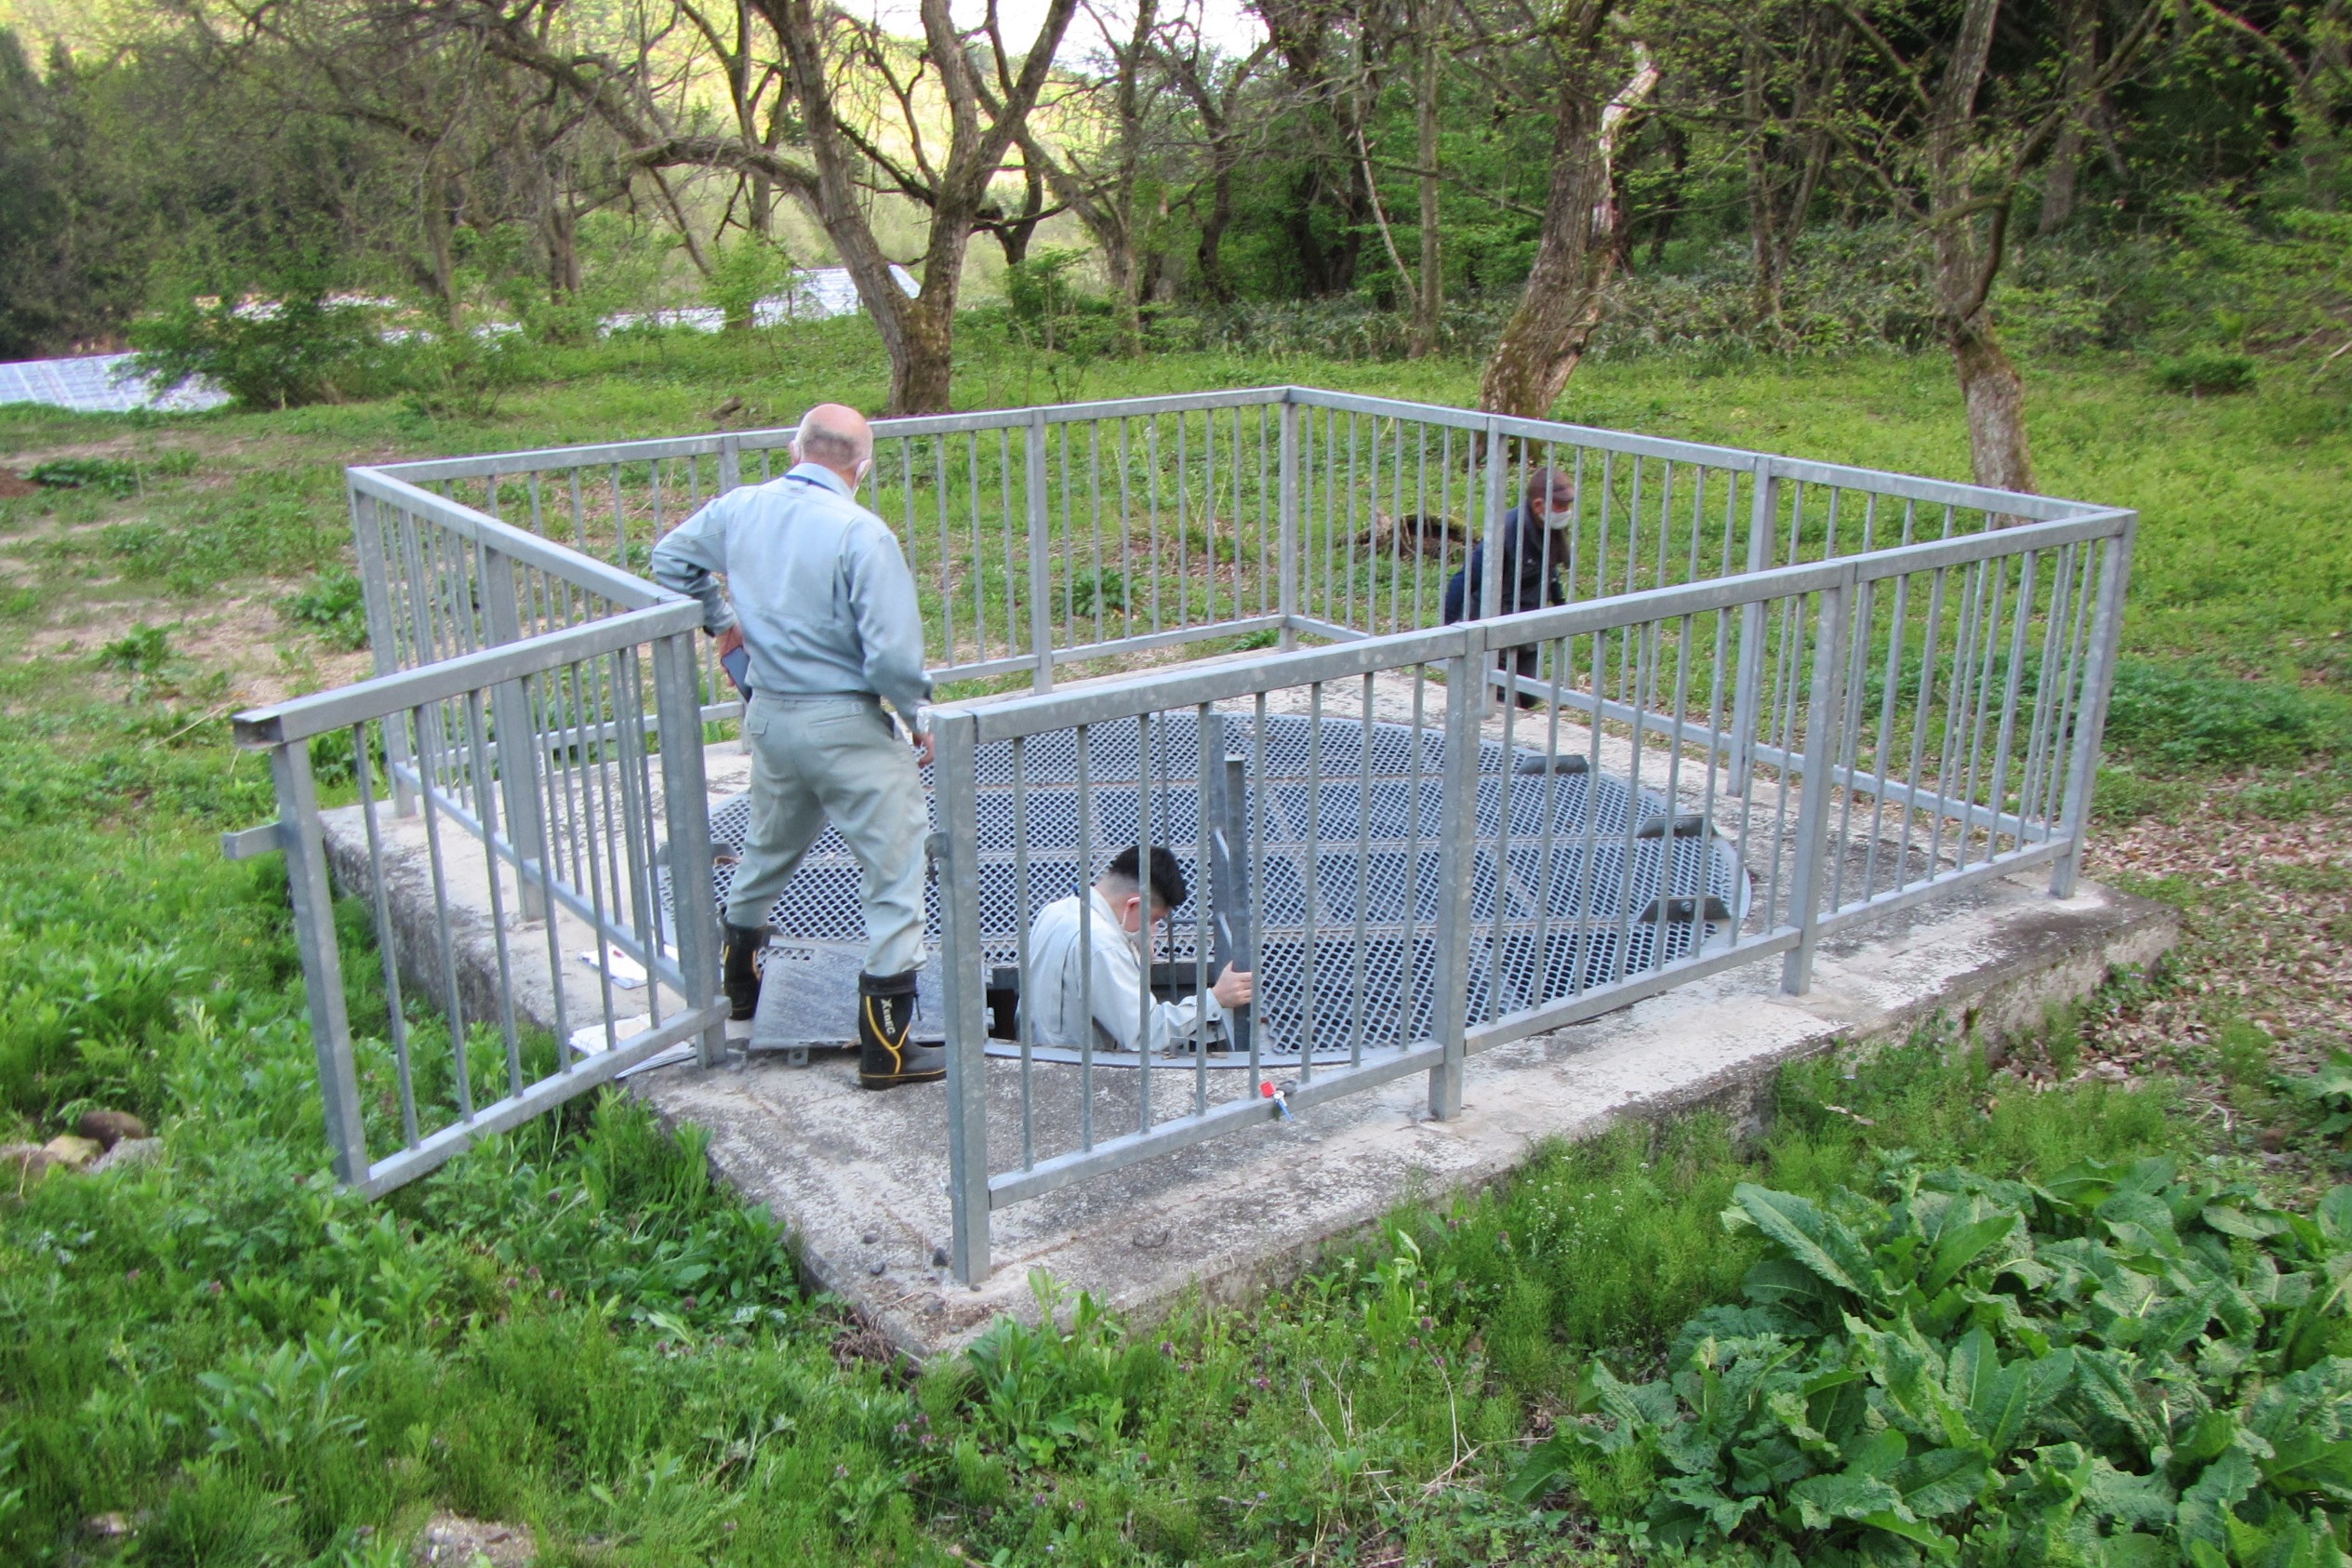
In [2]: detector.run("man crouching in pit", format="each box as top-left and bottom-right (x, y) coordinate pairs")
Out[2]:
(1025, 845), (1255, 1056)
(650, 404), (942, 1089)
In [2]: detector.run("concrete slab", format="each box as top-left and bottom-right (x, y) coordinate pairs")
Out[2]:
(320, 706), (2174, 1360)
(649, 869), (2171, 1356)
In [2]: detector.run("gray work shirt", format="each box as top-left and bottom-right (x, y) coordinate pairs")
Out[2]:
(649, 462), (933, 724)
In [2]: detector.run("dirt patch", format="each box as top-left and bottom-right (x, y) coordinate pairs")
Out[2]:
(2055, 767), (2352, 1191)
(0, 469), (39, 498)
(14, 591), (370, 708)
(412, 1512), (535, 1566)
(2083, 774), (2351, 1072)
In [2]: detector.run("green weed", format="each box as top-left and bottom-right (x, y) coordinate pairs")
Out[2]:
(1508, 1163), (2352, 1564)
(2150, 349), (2259, 395)
(2103, 658), (2340, 769)
(283, 569), (369, 650)
(25, 458), (141, 497)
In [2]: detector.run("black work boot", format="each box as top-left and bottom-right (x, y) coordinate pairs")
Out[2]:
(857, 968), (945, 1089)
(722, 923), (766, 1043)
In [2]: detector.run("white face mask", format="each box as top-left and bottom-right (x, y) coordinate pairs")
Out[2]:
(853, 458), (871, 488)
(1114, 894), (1165, 946)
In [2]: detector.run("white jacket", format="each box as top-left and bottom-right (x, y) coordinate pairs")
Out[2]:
(1023, 890), (1226, 1056)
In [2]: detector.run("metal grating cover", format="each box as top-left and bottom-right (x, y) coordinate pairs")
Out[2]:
(667, 710), (1749, 1062)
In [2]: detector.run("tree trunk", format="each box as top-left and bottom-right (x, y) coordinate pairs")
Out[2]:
(1197, 165), (1236, 302)
(1410, 28), (1442, 357)
(2039, 122), (2083, 233)
(1646, 122), (1686, 266)
(545, 194), (580, 301)
(421, 167), (461, 332)
(1950, 312), (2034, 494)
(1480, 110), (1611, 415)
(2037, 2), (2096, 233)
(894, 295), (956, 414)
(1747, 161), (1785, 327)
(1478, 46), (1655, 418)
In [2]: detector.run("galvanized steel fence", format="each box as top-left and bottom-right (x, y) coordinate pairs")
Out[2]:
(228, 386), (2132, 1243)
(227, 479), (727, 1196)
(927, 500), (2131, 1282)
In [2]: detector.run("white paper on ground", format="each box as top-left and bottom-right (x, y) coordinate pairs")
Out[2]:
(569, 1015), (651, 1055)
(574, 945), (647, 989)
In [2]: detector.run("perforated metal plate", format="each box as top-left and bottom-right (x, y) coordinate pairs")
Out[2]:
(664, 711), (1749, 1064)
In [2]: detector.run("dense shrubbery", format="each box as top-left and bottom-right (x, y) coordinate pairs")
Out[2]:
(129, 287), (392, 410)
(1511, 1162), (2352, 1566)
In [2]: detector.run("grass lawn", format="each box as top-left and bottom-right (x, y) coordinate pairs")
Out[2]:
(0, 322), (2345, 1565)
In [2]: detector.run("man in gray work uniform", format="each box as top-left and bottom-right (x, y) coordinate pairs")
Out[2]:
(649, 404), (943, 1090)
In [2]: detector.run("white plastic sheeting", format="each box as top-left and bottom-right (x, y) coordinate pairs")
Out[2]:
(0, 265), (921, 416)
(0, 352), (233, 416)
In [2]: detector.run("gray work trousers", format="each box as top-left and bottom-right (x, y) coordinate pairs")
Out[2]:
(726, 693), (928, 977)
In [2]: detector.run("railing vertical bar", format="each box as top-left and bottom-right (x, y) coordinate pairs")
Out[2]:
(414, 731), (474, 1123)
(1783, 573), (1851, 993)
(1250, 690), (1269, 1083)
(1981, 550), (2039, 867)
(1300, 680), (1324, 1084)
(935, 710), (991, 1286)
(1011, 735), (1036, 1169)
(1427, 651), (1482, 1119)
(461, 687), (526, 1098)
(1895, 567), (1952, 897)
(1076, 724), (1096, 1149)
(1349, 671), (1375, 1067)
(351, 720), (419, 1149)
(272, 740), (371, 1182)
(2053, 524), (2131, 896)
(652, 631), (724, 1066)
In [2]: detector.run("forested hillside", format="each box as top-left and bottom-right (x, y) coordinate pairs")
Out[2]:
(1, 0), (2345, 482)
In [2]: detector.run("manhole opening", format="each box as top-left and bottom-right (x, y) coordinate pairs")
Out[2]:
(667, 710), (1750, 1065)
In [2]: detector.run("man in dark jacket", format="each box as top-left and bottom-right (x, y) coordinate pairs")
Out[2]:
(1443, 466), (1576, 706)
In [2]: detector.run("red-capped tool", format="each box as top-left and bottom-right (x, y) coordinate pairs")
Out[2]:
(1259, 1080), (1292, 1121)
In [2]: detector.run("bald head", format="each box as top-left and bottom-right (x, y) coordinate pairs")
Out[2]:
(793, 403), (873, 484)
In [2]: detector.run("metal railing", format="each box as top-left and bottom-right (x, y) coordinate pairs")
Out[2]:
(233, 386), (2130, 1229)
(230, 487), (727, 1196)
(363, 389), (2101, 706)
(927, 500), (2131, 1283)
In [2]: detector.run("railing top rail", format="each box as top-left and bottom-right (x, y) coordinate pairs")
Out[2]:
(378, 434), (741, 483)
(233, 600), (701, 747)
(378, 387), (1299, 484)
(377, 385), (2109, 531)
(351, 468), (678, 610)
(932, 507), (2131, 744)
(1282, 387), (2108, 525)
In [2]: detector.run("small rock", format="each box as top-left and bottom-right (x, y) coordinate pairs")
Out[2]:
(413, 1510), (535, 1567)
(930, 1245), (950, 1268)
(709, 395), (746, 419)
(42, 1135), (102, 1172)
(83, 1512), (131, 1538)
(861, 1229), (881, 1244)
(0, 1143), (52, 1189)
(91, 1137), (164, 1175)
(867, 1259), (887, 1276)
(79, 1110), (149, 1149)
